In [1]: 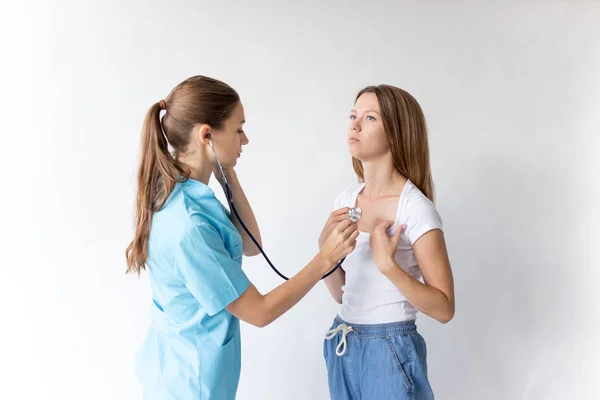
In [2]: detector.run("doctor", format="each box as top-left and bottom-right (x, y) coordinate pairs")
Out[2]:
(126, 75), (358, 400)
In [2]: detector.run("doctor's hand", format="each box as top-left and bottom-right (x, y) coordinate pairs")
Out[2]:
(318, 207), (351, 250)
(318, 219), (359, 273)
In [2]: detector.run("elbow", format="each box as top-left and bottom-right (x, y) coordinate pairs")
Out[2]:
(246, 316), (267, 328)
(243, 248), (261, 257)
(326, 290), (343, 304)
(253, 315), (273, 328)
(243, 242), (263, 257)
(252, 320), (268, 328)
(437, 306), (455, 324)
(251, 307), (274, 328)
(251, 296), (275, 328)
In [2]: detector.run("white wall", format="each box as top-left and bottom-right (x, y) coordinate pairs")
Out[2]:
(1, 1), (599, 399)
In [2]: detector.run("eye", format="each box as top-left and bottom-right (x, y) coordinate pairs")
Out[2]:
(366, 116), (376, 121)
(349, 115), (357, 120)
(237, 130), (244, 135)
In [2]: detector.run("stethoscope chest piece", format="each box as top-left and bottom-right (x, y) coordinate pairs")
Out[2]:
(348, 207), (362, 223)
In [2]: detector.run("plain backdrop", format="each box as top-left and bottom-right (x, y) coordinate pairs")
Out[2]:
(1, 1), (599, 399)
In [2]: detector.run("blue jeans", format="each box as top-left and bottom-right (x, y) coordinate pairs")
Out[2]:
(323, 316), (434, 400)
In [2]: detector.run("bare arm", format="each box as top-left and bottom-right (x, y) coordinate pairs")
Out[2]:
(373, 225), (455, 323)
(227, 219), (358, 326)
(227, 255), (330, 327)
(323, 268), (345, 304)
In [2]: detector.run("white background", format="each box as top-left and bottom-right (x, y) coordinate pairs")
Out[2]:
(1, 1), (599, 399)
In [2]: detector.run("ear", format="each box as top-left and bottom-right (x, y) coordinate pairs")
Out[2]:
(196, 124), (212, 146)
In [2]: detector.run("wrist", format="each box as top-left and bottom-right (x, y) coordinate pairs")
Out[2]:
(214, 167), (237, 184)
(225, 170), (239, 186)
(315, 252), (335, 274)
(379, 256), (398, 277)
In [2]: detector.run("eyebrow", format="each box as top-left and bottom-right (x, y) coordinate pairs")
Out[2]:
(350, 109), (380, 115)
(239, 120), (246, 124)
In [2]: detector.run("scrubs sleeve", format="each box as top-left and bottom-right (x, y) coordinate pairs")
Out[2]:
(173, 220), (251, 316)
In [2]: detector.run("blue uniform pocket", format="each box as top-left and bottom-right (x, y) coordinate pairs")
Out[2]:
(199, 333), (242, 399)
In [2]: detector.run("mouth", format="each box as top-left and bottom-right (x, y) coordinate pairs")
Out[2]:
(348, 137), (360, 144)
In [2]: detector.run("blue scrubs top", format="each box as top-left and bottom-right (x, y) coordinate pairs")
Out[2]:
(135, 179), (251, 400)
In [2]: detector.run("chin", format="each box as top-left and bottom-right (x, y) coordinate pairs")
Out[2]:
(349, 147), (385, 163)
(349, 149), (366, 161)
(221, 158), (237, 168)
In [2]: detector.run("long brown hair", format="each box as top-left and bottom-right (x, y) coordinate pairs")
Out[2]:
(352, 85), (434, 202)
(126, 75), (240, 274)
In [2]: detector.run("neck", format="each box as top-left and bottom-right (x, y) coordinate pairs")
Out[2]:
(361, 153), (406, 197)
(177, 150), (213, 185)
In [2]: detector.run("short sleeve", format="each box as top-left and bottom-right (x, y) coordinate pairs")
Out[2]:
(404, 196), (443, 246)
(332, 187), (355, 211)
(173, 222), (251, 316)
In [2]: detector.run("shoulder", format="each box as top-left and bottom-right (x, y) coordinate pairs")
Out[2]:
(149, 182), (220, 245)
(402, 180), (439, 217)
(179, 181), (220, 223)
(400, 181), (443, 244)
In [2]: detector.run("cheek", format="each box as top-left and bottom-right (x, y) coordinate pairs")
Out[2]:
(362, 123), (384, 141)
(225, 133), (240, 151)
(367, 126), (389, 151)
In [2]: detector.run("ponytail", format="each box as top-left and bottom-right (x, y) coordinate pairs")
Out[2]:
(125, 102), (187, 274)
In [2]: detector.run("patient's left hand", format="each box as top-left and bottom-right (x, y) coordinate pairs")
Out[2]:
(370, 221), (406, 275)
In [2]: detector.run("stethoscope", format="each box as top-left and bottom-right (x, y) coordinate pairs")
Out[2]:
(209, 138), (362, 281)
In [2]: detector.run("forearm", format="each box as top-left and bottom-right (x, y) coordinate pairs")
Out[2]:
(382, 259), (454, 323)
(262, 255), (331, 325)
(220, 171), (262, 255)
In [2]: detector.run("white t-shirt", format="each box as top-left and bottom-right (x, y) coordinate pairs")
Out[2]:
(335, 180), (443, 324)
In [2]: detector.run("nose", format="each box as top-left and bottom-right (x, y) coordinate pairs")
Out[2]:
(241, 131), (249, 146)
(349, 119), (360, 133)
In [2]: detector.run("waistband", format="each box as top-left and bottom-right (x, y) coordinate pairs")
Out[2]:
(333, 315), (417, 337)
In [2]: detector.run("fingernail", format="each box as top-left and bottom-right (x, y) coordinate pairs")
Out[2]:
(401, 224), (407, 230)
